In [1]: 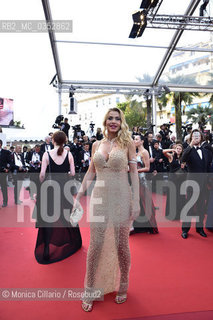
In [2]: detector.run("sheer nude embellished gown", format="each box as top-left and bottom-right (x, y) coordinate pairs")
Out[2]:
(84, 140), (132, 299)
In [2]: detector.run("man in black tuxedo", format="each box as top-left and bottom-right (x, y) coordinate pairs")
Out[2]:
(22, 146), (30, 165)
(79, 142), (91, 173)
(144, 132), (155, 173)
(27, 145), (43, 200)
(0, 140), (11, 207)
(60, 118), (70, 138)
(40, 136), (53, 154)
(181, 129), (212, 239)
(10, 145), (27, 205)
(70, 137), (81, 170)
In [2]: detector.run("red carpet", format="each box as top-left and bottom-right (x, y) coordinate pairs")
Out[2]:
(0, 189), (213, 320)
(116, 310), (213, 320)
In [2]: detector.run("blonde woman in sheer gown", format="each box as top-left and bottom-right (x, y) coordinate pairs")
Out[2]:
(72, 107), (140, 312)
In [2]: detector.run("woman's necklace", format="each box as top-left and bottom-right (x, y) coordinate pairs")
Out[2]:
(106, 137), (117, 154)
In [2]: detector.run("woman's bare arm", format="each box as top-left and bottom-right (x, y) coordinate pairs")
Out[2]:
(39, 152), (48, 183)
(138, 149), (150, 172)
(162, 149), (174, 163)
(68, 151), (75, 176)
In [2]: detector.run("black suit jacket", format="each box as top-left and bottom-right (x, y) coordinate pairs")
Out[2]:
(10, 153), (25, 172)
(79, 149), (91, 168)
(40, 143), (54, 154)
(182, 145), (211, 173)
(27, 151), (43, 162)
(70, 143), (82, 167)
(0, 149), (11, 172)
(144, 140), (153, 157)
(22, 151), (30, 164)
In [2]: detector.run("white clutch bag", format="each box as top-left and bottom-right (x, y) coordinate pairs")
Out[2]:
(70, 207), (84, 227)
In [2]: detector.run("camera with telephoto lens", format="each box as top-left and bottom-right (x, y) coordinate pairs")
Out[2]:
(52, 115), (64, 129)
(31, 161), (40, 170)
(83, 159), (89, 168)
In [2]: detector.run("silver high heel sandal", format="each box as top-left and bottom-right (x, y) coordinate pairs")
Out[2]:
(81, 301), (93, 312)
(115, 282), (128, 304)
(81, 287), (94, 312)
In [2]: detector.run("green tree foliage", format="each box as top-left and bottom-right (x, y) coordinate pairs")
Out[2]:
(137, 74), (153, 128)
(158, 75), (200, 140)
(186, 104), (213, 130)
(117, 100), (147, 130)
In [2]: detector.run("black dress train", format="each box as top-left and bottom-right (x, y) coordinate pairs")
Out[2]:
(34, 152), (82, 264)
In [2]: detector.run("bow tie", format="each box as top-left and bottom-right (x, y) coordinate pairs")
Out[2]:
(196, 147), (201, 150)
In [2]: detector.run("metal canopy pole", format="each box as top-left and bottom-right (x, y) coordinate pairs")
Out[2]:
(152, 89), (157, 135)
(58, 83), (62, 115)
(61, 80), (213, 94)
(56, 40), (213, 53)
(42, 0), (63, 115)
(152, 0), (202, 87)
(41, 0), (62, 83)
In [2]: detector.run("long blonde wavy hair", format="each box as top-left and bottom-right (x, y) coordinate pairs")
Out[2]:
(102, 107), (132, 148)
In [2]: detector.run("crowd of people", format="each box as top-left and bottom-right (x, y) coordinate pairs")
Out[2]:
(0, 129), (101, 206)
(131, 125), (213, 238)
(0, 110), (213, 312)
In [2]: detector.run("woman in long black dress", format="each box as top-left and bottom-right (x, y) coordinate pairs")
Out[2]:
(163, 143), (186, 220)
(130, 134), (158, 234)
(34, 131), (82, 264)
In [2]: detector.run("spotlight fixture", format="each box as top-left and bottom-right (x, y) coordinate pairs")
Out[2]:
(157, 85), (170, 97)
(200, 0), (209, 16)
(69, 88), (78, 114)
(129, 10), (147, 38)
(161, 85), (170, 94)
(132, 10), (147, 23)
(140, 0), (159, 9)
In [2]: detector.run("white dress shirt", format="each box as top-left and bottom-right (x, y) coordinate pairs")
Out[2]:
(84, 151), (91, 164)
(149, 145), (153, 158)
(31, 152), (40, 163)
(14, 153), (23, 167)
(195, 146), (203, 160)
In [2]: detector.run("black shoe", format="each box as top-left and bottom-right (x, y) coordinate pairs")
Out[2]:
(196, 229), (207, 237)
(2, 203), (7, 207)
(181, 232), (188, 239)
(15, 200), (23, 205)
(129, 229), (136, 236)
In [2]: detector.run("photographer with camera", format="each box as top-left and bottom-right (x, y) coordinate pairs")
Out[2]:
(96, 127), (103, 141)
(131, 126), (139, 139)
(40, 136), (53, 154)
(0, 139), (11, 207)
(79, 142), (91, 173)
(72, 124), (85, 139)
(60, 118), (70, 138)
(159, 124), (172, 142)
(22, 146), (30, 169)
(27, 145), (43, 200)
(182, 123), (192, 143)
(10, 145), (28, 205)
